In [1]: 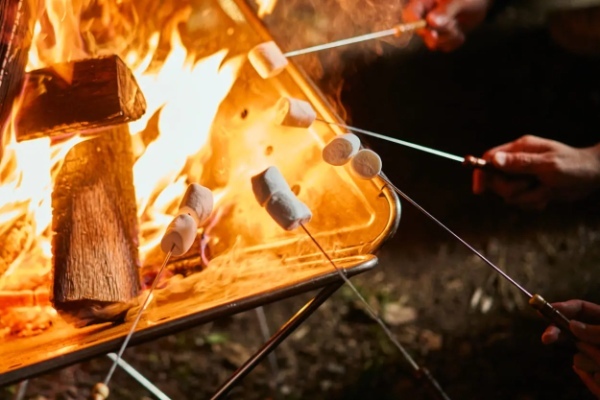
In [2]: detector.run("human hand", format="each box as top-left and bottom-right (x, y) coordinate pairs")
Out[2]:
(541, 300), (600, 398)
(472, 135), (600, 210)
(402, 0), (492, 52)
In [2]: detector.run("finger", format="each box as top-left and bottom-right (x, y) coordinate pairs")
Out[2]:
(574, 366), (600, 398)
(552, 300), (600, 322)
(485, 175), (535, 200)
(570, 320), (600, 345)
(436, 29), (465, 52)
(472, 168), (486, 195)
(482, 135), (555, 162)
(427, 2), (463, 33)
(578, 343), (600, 367)
(490, 151), (549, 175)
(542, 325), (562, 344)
(575, 352), (600, 373)
(505, 186), (550, 207)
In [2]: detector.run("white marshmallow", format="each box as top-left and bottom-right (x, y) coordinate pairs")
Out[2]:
(265, 190), (312, 231)
(351, 149), (382, 179)
(248, 41), (289, 79)
(92, 383), (109, 400)
(179, 183), (214, 225)
(322, 133), (361, 166)
(161, 213), (197, 256)
(251, 166), (290, 206)
(275, 97), (317, 128)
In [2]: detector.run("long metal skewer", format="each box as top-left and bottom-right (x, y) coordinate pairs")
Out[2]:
(377, 174), (572, 333)
(283, 20), (426, 58)
(299, 223), (451, 400)
(105, 354), (171, 400)
(316, 119), (465, 163)
(103, 245), (174, 387)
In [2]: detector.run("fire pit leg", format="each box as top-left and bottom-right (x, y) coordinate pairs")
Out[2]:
(210, 281), (344, 400)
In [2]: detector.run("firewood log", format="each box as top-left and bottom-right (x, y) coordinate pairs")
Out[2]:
(15, 55), (146, 142)
(51, 124), (141, 314)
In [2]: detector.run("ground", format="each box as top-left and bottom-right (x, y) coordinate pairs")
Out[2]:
(4, 2), (600, 399)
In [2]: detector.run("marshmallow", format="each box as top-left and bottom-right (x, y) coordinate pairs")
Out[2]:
(351, 149), (382, 179)
(179, 183), (214, 225)
(322, 133), (361, 166)
(265, 190), (312, 231)
(248, 41), (289, 79)
(275, 97), (317, 128)
(161, 213), (197, 256)
(251, 166), (290, 206)
(92, 383), (109, 400)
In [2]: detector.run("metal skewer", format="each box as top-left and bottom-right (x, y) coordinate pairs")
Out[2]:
(102, 245), (175, 388)
(283, 20), (426, 58)
(105, 353), (171, 400)
(315, 119), (490, 169)
(299, 222), (451, 400)
(377, 174), (572, 334)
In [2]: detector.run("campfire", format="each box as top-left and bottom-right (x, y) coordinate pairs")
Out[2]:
(0, 0), (398, 384)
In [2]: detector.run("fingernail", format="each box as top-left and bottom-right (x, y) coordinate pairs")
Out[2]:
(572, 320), (586, 330)
(493, 152), (506, 167)
(431, 14), (448, 26)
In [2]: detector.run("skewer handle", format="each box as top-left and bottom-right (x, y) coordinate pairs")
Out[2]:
(529, 294), (575, 339)
(462, 154), (540, 188)
(462, 155), (492, 170)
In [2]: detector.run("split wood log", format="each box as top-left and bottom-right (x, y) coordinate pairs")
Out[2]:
(14, 55), (146, 142)
(51, 124), (141, 314)
(0, 0), (36, 137)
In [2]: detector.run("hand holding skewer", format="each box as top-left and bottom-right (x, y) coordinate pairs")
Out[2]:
(541, 299), (600, 398)
(472, 135), (600, 210)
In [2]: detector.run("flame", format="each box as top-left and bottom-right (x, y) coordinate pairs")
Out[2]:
(255, 0), (278, 17)
(0, 0), (242, 289)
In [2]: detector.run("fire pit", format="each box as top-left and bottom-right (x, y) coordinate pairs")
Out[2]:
(0, 0), (399, 387)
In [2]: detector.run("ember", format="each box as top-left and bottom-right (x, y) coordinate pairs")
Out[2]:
(0, 0), (398, 383)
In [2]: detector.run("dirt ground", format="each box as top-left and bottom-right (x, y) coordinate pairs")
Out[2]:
(3, 2), (600, 399)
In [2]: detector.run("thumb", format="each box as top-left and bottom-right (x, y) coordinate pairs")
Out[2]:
(491, 151), (546, 175)
(427, 2), (462, 30)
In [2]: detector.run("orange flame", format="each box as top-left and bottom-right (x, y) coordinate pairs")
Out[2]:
(0, 0), (243, 288)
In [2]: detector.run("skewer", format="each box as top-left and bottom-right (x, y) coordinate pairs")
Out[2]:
(102, 246), (174, 389)
(251, 166), (451, 400)
(98, 183), (214, 399)
(299, 223), (451, 400)
(283, 20), (427, 58)
(105, 353), (172, 400)
(315, 119), (491, 170)
(337, 146), (573, 336)
(248, 20), (426, 79)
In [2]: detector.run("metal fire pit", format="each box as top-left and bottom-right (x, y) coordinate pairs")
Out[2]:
(0, 0), (400, 387)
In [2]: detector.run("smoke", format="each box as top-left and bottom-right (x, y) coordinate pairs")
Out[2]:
(249, 0), (413, 121)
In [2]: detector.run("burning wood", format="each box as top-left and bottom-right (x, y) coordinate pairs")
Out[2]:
(14, 55), (146, 142)
(52, 124), (141, 315)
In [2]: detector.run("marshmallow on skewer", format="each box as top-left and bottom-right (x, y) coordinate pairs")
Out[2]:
(179, 183), (214, 225)
(248, 41), (289, 79)
(160, 213), (197, 256)
(251, 166), (290, 206)
(251, 166), (312, 230)
(274, 97), (317, 128)
(351, 149), (382, 179)
(322, 133), (361, 166)
(91, 383), (109, 400)
(161, 183), (214, 256)
(265, 190), (312, 231)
